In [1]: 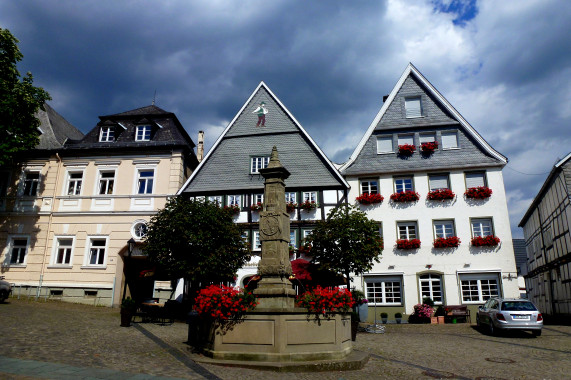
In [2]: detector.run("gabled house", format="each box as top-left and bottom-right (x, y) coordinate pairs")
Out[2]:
(178, 82), (349, 286)
(519, 152), (571, 320)
(0, 105), (198, 306)
(340, 63), (519, 319)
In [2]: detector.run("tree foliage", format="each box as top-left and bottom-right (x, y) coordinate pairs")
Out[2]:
(305, 204), (383, 290)
(0, 28), (51, 166)
(143, 197), (250, 287)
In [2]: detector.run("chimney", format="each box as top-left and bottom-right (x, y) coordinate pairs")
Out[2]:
(197, 130), (204, 162)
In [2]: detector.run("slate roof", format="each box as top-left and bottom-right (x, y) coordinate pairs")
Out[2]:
(64, 105), (196, 153)
(35, 103), (84, 150)
(340, 63), (507, 176)
(512, 238), (528, 274)
(179, 82), (348, 194)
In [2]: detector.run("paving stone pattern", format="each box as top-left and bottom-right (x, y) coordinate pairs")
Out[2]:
(1, 299), (570, 379)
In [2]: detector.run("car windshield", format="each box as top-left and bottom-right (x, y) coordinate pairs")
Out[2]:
(501, 301), (537, 311)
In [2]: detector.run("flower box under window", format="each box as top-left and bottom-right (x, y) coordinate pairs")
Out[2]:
(396, 239), (421, 249)
(356, 193), (384, 205)
(250, 202), (263, 211)
(427, 189), (455, 201)
(300, 200), (318, 211)
(286, 202), (297, 213)
(465, 186), (492, 199)
(223, 205), (241, 215)
(420, 141), (438, 155)
(433, 236), (460, 248)
(398, 144), (416, 156)
(390, 190), (420, 203)
(471, 235), (500, 247)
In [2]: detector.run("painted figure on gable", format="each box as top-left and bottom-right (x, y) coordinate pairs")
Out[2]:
(252, 101), (268, 127)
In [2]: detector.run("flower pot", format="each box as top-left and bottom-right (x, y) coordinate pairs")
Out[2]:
(120, 309), (133, 327)
(437, 316), (445, 324)
(395, 318), (402, 324)
(431, 317), (438, 324)
(381, 317), (388, 324)
(357, 304), (369, 322)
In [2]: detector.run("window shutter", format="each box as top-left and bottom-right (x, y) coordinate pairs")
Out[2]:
(398, 135), (414, 146)
(441, 131), (458, 148)
(420, 133), (436, 144)
(405, 97), (422, 118)
(429, 175), (449, 190)
(377, 136), (393, 153)
(466, 172), (485, 188)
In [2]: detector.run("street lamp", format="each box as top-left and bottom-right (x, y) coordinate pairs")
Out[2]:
(127, 238), (136, 257)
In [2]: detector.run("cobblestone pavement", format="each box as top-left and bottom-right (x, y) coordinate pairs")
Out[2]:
(1, 298), (570, 379)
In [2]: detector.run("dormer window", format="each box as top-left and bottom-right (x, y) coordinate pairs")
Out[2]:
(405, 96), (422, 118)
(135, 125), (152, 141)
(99, 127), (114, 142)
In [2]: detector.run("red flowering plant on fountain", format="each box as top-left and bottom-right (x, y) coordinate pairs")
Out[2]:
(356, 193), (384, 205)
(433, 236), (461, 248)
(398, 144), (416, 156)
(193, 284), (258, 324)
(390, 190), (420, 203)
(426, 188), (455, 201)
(420, 141), (438, 155)
(296, 286), (353, 319)
(396, 239), (421, 249)
(471, 235), (500, 247)
(464, 186), (493, 199)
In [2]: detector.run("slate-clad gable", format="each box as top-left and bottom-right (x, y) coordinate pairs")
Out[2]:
(35, 103), (84, 150)
(180, 83), (347, 195)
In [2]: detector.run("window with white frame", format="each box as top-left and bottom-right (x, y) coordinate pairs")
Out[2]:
(434, 220), (455, 238)
(394, 176), (413, 193)
(303, 191), (317, 203)
(99, 127), (114, 142)
(290, 230), (297, 248)
(87, 238), (107, 266)
(251, 156), (270, 174)
(377, 136), (394, 154)
(66, 171), (83, 195)
(22, 171), (40, 196)
(397, 134), (414, 146)
(302, 229), (313, 242)
(398, 221), (417, 240)
(365, 276), (402, 305)
(98, 170), (115, 195)
(471, 218), (493, 237)
(428, 174), (449, 191)
(252, 231), (261, 251)
(228, 195), (242, 207)
(419, 132), (436, 144)
(419, 273), (443, 304)
(253, 194), (263, 204)
(441, 131), (458, 149)
(135, 125), (152, 141)
(460, 273), (499, 302)
(137, 169), (154, 194)
(465, 172), (486, 188)
(285, 192), (297, 204)
(360, 179), (379, 194)
(54, 238), (73, 265)
(241, 230), (250, 247)
(405, 96), (422, 118)
(207, 195), (223, 205)
(8, 236), (29, 265)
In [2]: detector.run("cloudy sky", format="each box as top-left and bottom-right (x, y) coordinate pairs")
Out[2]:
(1, 0), (570, 238)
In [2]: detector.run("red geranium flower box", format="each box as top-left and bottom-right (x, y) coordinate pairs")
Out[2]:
(250, 202), (263, 211)
(396, 239), (421, 249)
(356, 193), (384, 205)
(427, 188), (455, 201)
(471, 235), (500, 247)
(300, 200), (318, 211)
(420, 141), (438, 154)
(223, 205), (241, 215)
(465, 186), (492, 199)
(286, 202), (297, 213)
(398, 144), (416, 156)
(390, 190), (420, 202)
(433, 236), (461, 248)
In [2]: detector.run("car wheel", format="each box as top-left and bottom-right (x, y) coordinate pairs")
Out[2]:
(0, 290), (7, 303)
(476, 315), (481, 329)
(488, 321), (496, 336)
(532, 330), (542, 337)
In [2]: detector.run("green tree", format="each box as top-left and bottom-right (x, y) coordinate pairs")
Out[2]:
(143, 197), (250, 302)
(305, 204), (383, 290)
(0, 28), (51, 166)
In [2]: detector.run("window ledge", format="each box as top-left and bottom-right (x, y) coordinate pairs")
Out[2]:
(442, 147), (460, 150)
(80, 266), (107, 270)
(6, 264), (26, 268)
(47, 265), (73, 269)
(377, 152), (395, 155)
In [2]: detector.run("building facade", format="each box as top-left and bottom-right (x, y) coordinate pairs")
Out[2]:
(0, 105), (198, 306)
(340, 64), (519, 319)
(178, 82), (349, 286)
(519, 153), (571, 319)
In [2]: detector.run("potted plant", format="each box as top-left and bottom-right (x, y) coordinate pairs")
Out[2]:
(250, 202), (263, 211)
(420, 141), (438, 155)
(352, 289), (369, 322)
(398, 144), (416, 156)
(471, 235), (500, 247)
(395, 312), (403, 324)
(223, 204), (241, 216)
(396, 239), (421, 249)
(381, 312), (388, 324)
(120, 297), (137, 327)
(390, 190), (420, 203)
(434, 306), (446, 324)
(464, 186), (492, 199)
(300, 200), (318, 212)
(426, 188), (455, 201)
(433, 236), (461, 248)
(286, 202), (297, 213)
(296, 286), (353, 320)
(356, 193), (384, 205)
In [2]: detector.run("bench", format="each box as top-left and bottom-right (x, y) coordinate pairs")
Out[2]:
(445, 305), (470, 323)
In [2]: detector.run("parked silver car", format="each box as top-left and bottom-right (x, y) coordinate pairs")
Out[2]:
(477, 298), (543, 336)
(0, 276), (12, 303)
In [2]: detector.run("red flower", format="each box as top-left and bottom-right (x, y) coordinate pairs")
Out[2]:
(390, 190), (420, 203)
(433, 236), (460, 248)
(471, 235), (500, 247)
(193, 285), (258, 321)
(396, 239), (421, 249)
(464, 186), (492, 199)
(426, 189), (455, 201)
(286, 202), (297, 213)
(356, 193), (384, 205)
(420, 141), (438, 154)
(300, 200), (318, 211)
(296, 286), (353, 318)
(223, 205), (241, 215)
(250, 202), (263, 211)
(398, 144), (416, 156)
